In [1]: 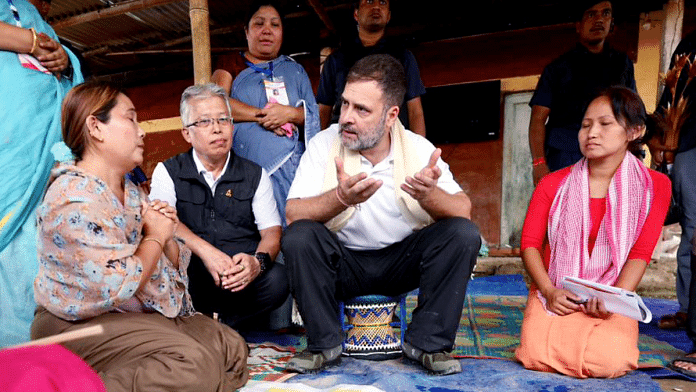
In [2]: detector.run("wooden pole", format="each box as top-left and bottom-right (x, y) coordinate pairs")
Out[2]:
(189, 0), (211, 84)
(6, 325), (104, 349)
(659, 0), (684, 98)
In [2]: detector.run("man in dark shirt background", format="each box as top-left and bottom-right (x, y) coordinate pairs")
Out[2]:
(317, 0), (426, 136)
(527, 0), (636, 185)
(650, 31), (696, 346)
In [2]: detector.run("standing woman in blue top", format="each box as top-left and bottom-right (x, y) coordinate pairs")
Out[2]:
(213, 0), (320, 227)
(0, 0), (83, 347)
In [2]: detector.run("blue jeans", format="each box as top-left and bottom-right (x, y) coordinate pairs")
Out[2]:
(674, 146), (696, 312)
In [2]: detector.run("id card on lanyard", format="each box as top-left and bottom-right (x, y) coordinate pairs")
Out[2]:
(244, 55), (291, 105)
(245, 54), (295, 137)
(263, 77), (290, 106)
(264, 76), (294, 137)
(7, 0), (51, 75)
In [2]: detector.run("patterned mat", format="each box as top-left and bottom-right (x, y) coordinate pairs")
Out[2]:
(407, 294), (683, 368)
(244, 293), (684, 382)
(247, 343), (298, 383)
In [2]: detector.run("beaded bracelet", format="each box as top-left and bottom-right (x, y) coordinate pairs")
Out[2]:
(142, 237), (164, 253)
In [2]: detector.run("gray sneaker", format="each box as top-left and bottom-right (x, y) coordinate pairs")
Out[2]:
(402, 341), (462, 375)
(286, 345), (342, 374)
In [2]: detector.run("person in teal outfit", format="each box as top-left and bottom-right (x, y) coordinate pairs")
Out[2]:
(0, 0), (83, 346)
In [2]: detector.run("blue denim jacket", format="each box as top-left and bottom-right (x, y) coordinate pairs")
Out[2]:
(231, 55), (320, 174)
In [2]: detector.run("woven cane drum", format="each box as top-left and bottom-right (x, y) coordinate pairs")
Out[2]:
(342, 295), (402, 360)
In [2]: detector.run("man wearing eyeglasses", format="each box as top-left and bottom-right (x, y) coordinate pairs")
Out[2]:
(528, 0), (636, 185)
(149, 83), (288, 330)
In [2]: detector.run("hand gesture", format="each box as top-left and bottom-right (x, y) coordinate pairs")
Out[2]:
(401, 148), (442, 202)
(35, 33), (69, 74)
(581, 297), (612, 319)
(335, 157), (382, 206)
(257, 103), (296, 130)
(141, 200), (177, 244)
(542, 287), (582, 316)
(220, 253), (261, 292)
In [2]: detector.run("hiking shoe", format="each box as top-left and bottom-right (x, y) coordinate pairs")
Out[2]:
(286, 345), (342, 374)
(402, 341), (462, 375)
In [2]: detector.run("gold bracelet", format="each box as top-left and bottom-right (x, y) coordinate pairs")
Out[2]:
(141, 237), (164, 253)
(28, 27), (38, 55)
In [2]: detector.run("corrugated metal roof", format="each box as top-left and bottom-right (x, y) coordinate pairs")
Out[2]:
(39, 0), (666, 85)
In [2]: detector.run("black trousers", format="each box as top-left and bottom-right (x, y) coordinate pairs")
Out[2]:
(282, 217), (480, 353)
(187, 255), (290, 328)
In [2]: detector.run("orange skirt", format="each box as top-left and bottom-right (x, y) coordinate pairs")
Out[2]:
(515, 290), (639, 378)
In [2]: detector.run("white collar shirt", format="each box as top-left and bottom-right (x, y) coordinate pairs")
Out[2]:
(192, 150), (231, 194)
(287, 124), (462, 250)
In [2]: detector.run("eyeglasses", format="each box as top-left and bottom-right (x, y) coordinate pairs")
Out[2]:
(185, 116), (233, 129)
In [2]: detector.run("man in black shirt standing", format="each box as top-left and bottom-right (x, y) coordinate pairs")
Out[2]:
(317, 0), (427, 136)
(528, 0), (636, 185)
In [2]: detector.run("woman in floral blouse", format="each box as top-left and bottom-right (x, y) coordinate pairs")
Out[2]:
(30, 81), (249, 392)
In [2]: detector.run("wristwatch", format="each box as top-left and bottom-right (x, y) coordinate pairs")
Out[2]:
(254, 252), (272, 274)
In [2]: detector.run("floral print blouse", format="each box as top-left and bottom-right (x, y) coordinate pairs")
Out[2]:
(34, 164), (195, 321)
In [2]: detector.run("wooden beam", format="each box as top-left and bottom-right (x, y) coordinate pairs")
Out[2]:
(84, 4), (352, 54)
(189, 0), (211, 84)
(144, 24), (242, 50)
(105, 47), (245, 55)
(306, 0), (336, 34)
(141, 7), (327, 51)
(77, 3), (352, 64)
(52, 0), (183, 30)
(412, 21), (639, 88)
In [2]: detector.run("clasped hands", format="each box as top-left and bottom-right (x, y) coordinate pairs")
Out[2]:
(141, 199), (179, 251)
(204, 248), (260, 292)
(32, 32), (69, 76)
(334, 148), (443, 207)
(255, 102), (300, 136)
(542, 287), (612, 319)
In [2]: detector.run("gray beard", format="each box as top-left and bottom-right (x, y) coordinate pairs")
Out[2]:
(339, 114), (387, 151)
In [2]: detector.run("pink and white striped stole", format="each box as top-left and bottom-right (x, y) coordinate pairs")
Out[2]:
(546, 152), (653, 292)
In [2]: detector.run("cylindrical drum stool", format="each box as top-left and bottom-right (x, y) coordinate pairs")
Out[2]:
(340, 294), (405, 360)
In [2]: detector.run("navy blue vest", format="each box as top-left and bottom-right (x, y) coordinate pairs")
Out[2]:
(163, 150), (262, 257)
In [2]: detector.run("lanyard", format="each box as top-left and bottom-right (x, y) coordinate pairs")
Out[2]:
(242, 51), (274, 78)
(6, 0), (23, 27)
